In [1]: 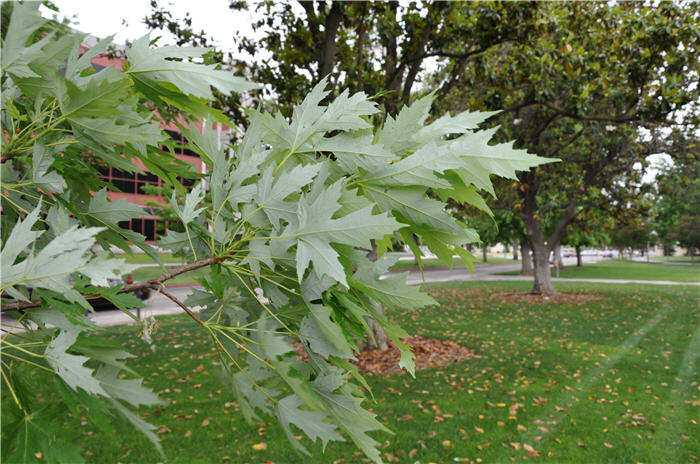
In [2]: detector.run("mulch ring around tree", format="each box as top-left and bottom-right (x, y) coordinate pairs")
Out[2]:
(294, 336), (478, 376)
(491, 292), (604, 304)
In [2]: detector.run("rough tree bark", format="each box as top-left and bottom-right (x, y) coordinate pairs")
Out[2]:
(512, 243), (519, 260)
(482, 246), (488, 263)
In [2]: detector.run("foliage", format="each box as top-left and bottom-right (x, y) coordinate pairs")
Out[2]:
(430, 1), (699, 293)
(653, 160), (700, 254)
(8, 281), (699, 463)
(0, 5), (549, 462)
(146, 1), (538, 120)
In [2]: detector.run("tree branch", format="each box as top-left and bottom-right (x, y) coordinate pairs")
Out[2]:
(1, 255), (224, 313)
(1, 152), (18, 164)
(547, 199), (578, 252)
(156, 287), (203, 325)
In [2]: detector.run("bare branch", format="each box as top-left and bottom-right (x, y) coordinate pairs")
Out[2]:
(155, 287), (204, 325)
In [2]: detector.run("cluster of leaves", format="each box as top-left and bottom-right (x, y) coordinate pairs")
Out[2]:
(1, 4), (548, 463)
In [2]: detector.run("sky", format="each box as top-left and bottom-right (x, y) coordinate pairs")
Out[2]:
(40, 0), (260, 59)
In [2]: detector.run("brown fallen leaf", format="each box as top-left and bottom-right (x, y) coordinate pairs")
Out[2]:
(252, 443), (268, 451)
(475, 426), (484, 433)
(510, 442), (521, 450)
(201, 418), (211, 427)
(604, 442), (614, 448)
(408, 448), (418, 458)
(184, 430), (192, 438)
(523, 444), (536, 453)
(577, 440), (585, 447)
(442, 440), (452, 448)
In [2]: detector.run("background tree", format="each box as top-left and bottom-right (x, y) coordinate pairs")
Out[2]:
(432, 1), (699, 293)
(653, 159), (700, 256)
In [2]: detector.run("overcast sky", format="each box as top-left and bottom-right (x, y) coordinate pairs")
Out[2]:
(40, 0), (261, 59)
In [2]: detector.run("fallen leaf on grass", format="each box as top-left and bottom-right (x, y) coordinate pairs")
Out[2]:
(201, 418), (211, 427)
(604, 442), (614, 448)
(475, 426), (484, 433)
(409, 448), (418, 458)
(252, 443), (268, 451)
(184, 430), (192, 438)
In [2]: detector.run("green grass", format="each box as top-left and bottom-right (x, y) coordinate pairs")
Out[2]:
(651, 255), (699, 263)
(499, 259), (700, 283)
(122, 253), (186, 265)
(5, 281), (699, 463)
(389, 255), (517, 270)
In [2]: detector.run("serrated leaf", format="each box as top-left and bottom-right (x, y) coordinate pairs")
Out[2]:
(285, 180), (400, 284)
(95, 366), (163, 408)
(106, 397), (163, 456)
(88, 188), (146, 224)
(126, 35), (260, 100)
(0, 204), (43, 270)
(45, 329), (106, 396)
(171, 182), (205, 224)
(275, 394), (344, 455)
(350, 256), (437, 310)
(311, 372), (390, 464)
(32, 142), (66, 192)
(1, 2), (50, 78)
(378, 91), (434, 154)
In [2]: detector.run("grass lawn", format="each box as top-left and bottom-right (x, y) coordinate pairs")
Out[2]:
(6, 281), (698, 463)
(388, 255), (516, 271)
(498, 259), (700, 283)
(651, 255), (699, 263)
(122, 253), (186, 265)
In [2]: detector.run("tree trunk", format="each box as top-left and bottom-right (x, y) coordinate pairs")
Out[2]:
(575, 245), (582, 267)
(520, 241), (532, 275)
(482, 246), (488, 263)
(512, 243), (519, 261)
(317, 2), (344, 80)
(531, 239), (555, 294)
(357, 239), (389, 351)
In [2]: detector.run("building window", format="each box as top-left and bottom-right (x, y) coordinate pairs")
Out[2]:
(118, 218), (158, 242)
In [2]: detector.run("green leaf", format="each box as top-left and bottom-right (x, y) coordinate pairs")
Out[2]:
(95, 366), (163, 408)
(350, 256), (437, 310)
(1, 2), (49, 78)
(171, 182), (205, 224)
(311, 371), (390, 464)
(285, 180), (400, 285)
(275, 394), (344, 455)
(126, 35), (260, 100)
(45, 329), (106, 396)
(106, 397), (163, 456)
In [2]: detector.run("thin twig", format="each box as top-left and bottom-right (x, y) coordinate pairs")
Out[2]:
(1, 255), (225, 313)
(154, 286), (204, 326)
